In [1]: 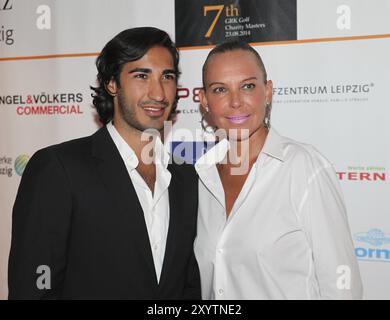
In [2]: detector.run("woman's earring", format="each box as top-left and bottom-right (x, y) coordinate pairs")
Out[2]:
(200, 106), (214, 133)
(263, 102), (271, 129)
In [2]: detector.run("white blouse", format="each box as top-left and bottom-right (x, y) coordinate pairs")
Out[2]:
(194, 128), (363, 299)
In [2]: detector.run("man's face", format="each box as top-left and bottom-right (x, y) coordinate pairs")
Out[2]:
(110, 46), (177, 133)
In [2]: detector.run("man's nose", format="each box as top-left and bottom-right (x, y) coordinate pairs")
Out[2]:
(148, 78), (165, 102)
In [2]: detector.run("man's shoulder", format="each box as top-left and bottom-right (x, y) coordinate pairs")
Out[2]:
(34, 133), (93, 161)
(28, 127), (106, 170)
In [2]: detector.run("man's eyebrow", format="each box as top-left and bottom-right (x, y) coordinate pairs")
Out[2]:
(128, 68), (151, 74)
(128, 68), (178, 75)
(162, 69), (177, 75)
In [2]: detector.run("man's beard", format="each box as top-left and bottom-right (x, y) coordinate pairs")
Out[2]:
(117, 89), (170, 133)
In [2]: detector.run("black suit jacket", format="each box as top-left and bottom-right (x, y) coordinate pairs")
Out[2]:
(8, 127), (200, 299)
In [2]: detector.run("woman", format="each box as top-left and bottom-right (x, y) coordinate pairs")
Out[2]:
(194, 40), (363, 299)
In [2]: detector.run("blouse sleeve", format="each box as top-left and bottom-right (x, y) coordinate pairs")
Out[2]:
(298, 161), (363, 299)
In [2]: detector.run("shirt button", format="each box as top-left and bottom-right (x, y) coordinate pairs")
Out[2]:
(218, 248), (223, 254)
(218, 289), (224, 295)
(153, 244), (158, 251)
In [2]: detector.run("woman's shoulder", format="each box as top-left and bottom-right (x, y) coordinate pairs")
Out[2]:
(271, 129), (333, 171)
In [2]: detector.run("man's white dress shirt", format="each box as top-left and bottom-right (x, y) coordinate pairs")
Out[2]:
(194, 128), (363, 299)
(107, 122), (171, 283)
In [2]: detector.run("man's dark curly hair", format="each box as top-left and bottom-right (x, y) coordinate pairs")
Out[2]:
(90, 27), (180, 125)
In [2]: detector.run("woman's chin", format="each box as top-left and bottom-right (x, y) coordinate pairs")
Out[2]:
(214, 127), (252, 141)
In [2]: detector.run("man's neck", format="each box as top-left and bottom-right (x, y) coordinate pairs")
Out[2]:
(112, 119), (157, 164)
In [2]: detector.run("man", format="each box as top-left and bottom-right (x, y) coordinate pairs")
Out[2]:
(8, 27), (200, 299)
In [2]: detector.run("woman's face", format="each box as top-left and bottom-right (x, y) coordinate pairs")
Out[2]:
(200, 49), (273, 141)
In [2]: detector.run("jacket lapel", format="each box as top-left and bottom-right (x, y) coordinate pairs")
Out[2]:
(91, 127), (157, 284)
(158, 164), (181, 288)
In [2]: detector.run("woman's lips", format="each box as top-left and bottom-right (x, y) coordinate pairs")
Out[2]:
(226, 114), (250, 124)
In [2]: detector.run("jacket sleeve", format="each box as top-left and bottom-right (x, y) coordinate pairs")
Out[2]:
(8, 147), (72, 299)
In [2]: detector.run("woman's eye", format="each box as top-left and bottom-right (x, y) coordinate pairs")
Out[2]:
(242, 83), (255, 90)
(212, 87), (226, 94)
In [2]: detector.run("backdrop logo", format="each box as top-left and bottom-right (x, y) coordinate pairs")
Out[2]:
(354, 229), (390, 262)
(175, 0), (297, 47)
(273, 83), (374, 105)
(14, 154), (29, 176)
(171, 141), (215, 164)
(177, 87), (202, 116)
(337, 166), (386, 182)
(0, 0), (12, 10)
(0, 92), (84, 116)
(0, 0), (14, 46)
(0, 155), (13, 177)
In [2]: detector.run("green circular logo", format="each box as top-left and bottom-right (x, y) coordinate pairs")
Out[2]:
(14, 154), (30, 176)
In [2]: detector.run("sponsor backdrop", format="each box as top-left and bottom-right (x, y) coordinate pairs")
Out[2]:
(0, 0), (389, 299)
